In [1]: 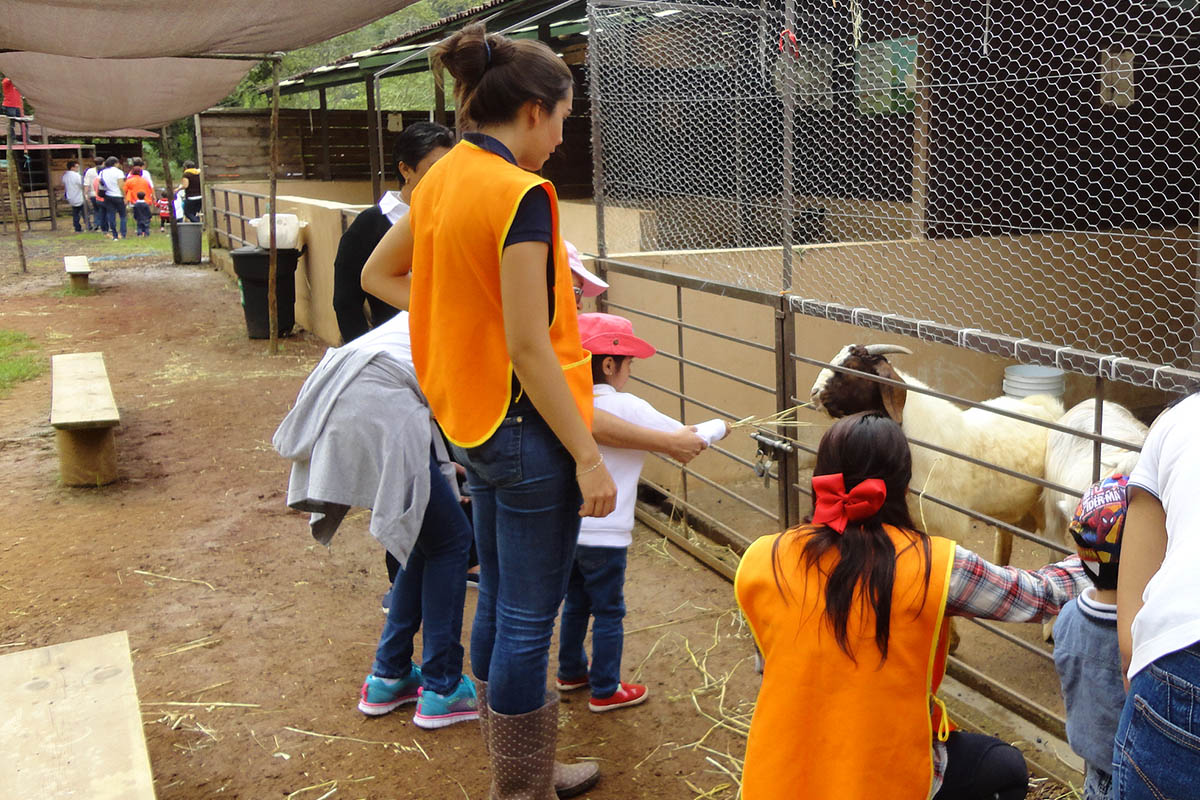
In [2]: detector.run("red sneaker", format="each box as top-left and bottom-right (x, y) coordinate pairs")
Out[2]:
(556, 674), (590, 692)
(588, 682), (648, 712)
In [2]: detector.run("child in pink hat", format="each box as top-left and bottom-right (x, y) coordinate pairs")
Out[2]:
(556, 312), (727, 711)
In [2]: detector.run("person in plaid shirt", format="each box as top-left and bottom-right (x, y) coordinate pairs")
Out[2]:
(737, 412), (1087, 800)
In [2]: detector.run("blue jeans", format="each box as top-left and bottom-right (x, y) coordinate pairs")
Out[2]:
(71, 204), (85, 232)
(90, 198), (106, 231)
(455, 407), (582, 715)
(1113, 641), (1200, 799)
(558, 545), (628, 698)
(371, 450), (472, 696)
(103, 196), (126, 238)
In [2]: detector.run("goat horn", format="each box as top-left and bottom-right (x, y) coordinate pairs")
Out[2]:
(864, 344), (913, 356)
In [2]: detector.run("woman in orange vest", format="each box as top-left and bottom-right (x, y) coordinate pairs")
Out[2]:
(736, 412), (1089, 800)
(361, 22), (614, 800)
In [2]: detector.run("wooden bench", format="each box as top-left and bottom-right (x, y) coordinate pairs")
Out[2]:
(50, 352), (120, 486)
(64, 255), (92, 290)
(0, 631), (156, 799)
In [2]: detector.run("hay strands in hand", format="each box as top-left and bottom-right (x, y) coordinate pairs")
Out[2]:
(728, 402), (815, 432)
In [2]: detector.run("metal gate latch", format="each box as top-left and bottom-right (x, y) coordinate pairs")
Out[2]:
(750, 432), (794, 488)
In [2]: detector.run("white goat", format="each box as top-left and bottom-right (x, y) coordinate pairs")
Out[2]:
(810, 345), (1064, 564)
(1042, 399), (1147, 545)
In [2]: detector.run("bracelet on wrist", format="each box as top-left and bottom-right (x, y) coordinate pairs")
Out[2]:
(576, 454), (604, 477)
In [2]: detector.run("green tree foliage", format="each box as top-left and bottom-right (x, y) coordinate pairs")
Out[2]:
(142, 117), (196, 186)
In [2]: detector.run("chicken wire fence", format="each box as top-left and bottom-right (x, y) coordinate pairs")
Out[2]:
(587, 0), (1199, 370)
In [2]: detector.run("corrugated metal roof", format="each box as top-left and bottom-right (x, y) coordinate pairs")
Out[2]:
(275, 0), (584, 91)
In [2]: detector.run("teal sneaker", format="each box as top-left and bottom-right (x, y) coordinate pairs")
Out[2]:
(357, 664), (422, 716)
(413, 676), (479, 730)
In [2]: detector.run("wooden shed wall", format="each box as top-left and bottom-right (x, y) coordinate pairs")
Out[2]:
(198, 108), (456, 183)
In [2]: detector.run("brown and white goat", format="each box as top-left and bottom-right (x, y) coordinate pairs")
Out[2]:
(810, 345), (1064, 564)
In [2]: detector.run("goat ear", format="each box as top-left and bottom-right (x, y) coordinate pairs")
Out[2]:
(873, 360), (907, 424)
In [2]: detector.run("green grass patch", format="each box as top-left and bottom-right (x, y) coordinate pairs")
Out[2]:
(51, 285), (101, 298)
(0, 330), (44, 397)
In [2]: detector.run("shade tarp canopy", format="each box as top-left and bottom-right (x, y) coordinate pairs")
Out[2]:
(0, 1), (419, 59)
(0, 0), (420, 131)
(0, 54), (250, 131)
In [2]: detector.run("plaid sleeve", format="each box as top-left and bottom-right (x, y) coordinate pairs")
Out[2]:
(946, 546), (1089, 622)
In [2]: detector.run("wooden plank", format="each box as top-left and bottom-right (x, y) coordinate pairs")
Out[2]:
(63, 256), (90, 274)
(634, 503), (738, 581)
(0, 631), (156, 800)
(50, 352), (120, 430)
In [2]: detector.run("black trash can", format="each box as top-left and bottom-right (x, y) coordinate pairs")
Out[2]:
(230, 245), (303, 339)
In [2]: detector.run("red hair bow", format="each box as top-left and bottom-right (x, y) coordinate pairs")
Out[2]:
(811, 473), (887, 534)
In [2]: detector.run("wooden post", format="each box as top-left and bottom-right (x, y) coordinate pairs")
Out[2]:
(318, 88), (332, 181)
(159, 126), (181, 264)
(269, 57), (281, 351)
(193, 113), (206, 185)
(5, 118), (28, 273)
(365, 75), (381, 201)
(44, 127), (58, 231)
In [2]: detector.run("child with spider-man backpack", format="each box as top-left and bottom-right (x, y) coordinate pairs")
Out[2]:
(1052, 475), (1130, 800)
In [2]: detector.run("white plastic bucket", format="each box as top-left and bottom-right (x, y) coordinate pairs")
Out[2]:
(249, 213), (307, 250)
(1003, 364), (1065, 399)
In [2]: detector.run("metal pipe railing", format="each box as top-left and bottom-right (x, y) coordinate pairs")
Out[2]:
(647, 451), (779, 523)
(605, 300), (776, 353)
(208, 187), (269, 250)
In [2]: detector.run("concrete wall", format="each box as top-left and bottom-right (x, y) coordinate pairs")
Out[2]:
(207, 193), (651, 347)
(212, 180), (376, 207)
(616, 226), (1197, 370)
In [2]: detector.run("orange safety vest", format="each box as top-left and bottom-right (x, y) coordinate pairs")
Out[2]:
(408, 139), (592, 448)
(735, 525), (956, 800)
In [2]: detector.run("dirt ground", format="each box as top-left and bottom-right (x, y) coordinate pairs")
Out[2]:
(0, 227), (1075, 799)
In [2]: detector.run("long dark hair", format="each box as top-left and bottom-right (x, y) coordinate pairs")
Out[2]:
(431, 22), (573, 129)
(771, 412), (930, 663)
(393, 121), (454, 186)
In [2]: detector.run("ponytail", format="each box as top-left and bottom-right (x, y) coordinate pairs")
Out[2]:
(770, 412), (931, 663)
(431, 22), (573, 129)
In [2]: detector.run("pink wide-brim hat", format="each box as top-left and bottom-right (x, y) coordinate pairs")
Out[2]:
(566, 240), (609, 298)
(578, 312), (656, 359)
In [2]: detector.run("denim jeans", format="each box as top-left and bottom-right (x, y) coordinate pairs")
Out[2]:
(1113, 641), (1200, 799)
(558, 545), (628, 698)
(103, 196), (126, 238)
(90, 198), (107, 232)
(455, 407), (582, 715)
(70, 204), (85, 232)
(371, 450), (472, 696)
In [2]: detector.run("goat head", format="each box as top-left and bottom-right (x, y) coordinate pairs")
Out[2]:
(811, 344), (909, 424)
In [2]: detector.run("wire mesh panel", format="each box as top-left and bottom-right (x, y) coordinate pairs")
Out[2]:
(589, 0), (1199, 368)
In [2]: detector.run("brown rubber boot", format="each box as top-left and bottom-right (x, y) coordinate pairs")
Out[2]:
(478, 681), (491, 753)
(485, 691), (601, 800)
(545, 689), (600, 798)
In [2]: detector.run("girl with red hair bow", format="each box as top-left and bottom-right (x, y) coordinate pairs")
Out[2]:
(735, 411), (1090, 800)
